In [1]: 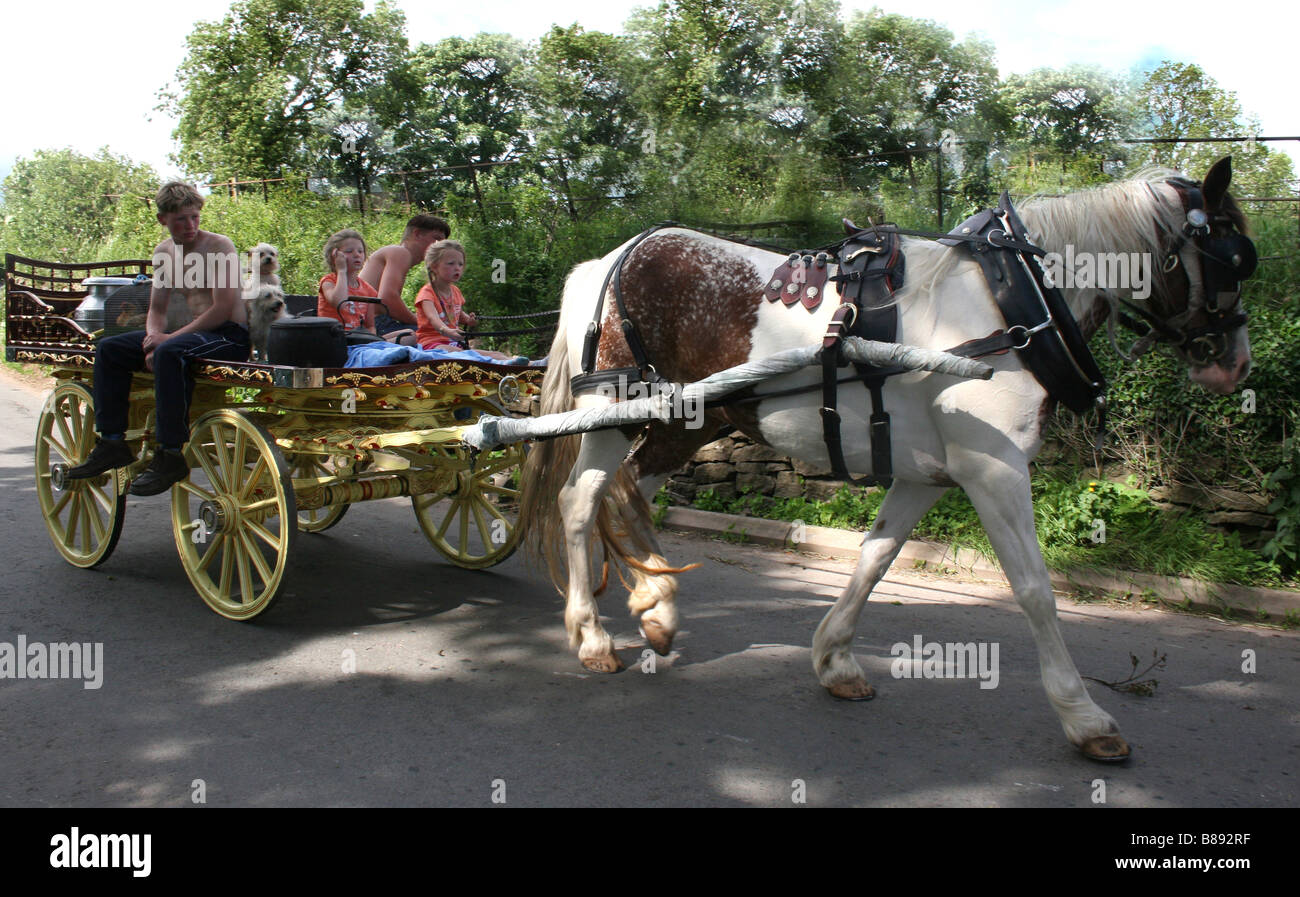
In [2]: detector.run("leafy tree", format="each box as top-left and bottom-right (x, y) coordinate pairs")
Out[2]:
(388, 34), (531, 215)
(625, 0), (788, 127)
(997, 66), (1136, 156)
(159, 0), (409, 181)
(524, 25), (646, 218)
(1135, 62), (1295, 196)
(0, 148), (158, 262)
(307, 108), (397, 214)
(813, 8), (997, 206)
(619, 0), (844, 236)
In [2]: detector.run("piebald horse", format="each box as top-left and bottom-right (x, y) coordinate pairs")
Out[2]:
(517, 159), (1254, 760)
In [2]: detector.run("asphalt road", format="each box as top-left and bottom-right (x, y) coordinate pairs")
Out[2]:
(1, 368), (1297, 807)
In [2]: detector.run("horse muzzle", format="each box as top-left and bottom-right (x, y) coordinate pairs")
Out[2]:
(1188, 345), (1251, 394)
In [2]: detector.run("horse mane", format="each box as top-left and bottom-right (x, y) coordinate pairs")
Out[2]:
(1015, 169), (1183, 263)
(851, 170), (1217, 327)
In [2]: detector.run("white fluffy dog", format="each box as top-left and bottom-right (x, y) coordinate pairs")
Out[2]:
(244, 285), (289, 360)
(242, 242), (281, 293)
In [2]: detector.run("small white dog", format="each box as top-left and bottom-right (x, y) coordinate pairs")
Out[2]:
(245, 285), (289, 360)
(242, 242), (281, 293)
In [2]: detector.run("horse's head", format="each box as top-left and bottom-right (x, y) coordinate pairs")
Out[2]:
(1145, 157), (1257, 394)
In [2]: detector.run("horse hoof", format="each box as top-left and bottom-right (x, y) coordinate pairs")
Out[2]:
(827, 680), (875, 701)
(1079, 735), (1131, 762)
(640, 620), (674, 656)
(581, 653), (625, 674)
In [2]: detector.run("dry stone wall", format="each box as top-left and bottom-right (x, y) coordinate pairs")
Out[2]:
(664, 430), (1277, 546)
(664, 432), (872, 505)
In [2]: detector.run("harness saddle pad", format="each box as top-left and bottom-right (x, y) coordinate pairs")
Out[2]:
(833, 225), (905, 337)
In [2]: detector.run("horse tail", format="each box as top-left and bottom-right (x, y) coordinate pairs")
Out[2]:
(518, 249), (699, 596)
(517, 260), (596, 590)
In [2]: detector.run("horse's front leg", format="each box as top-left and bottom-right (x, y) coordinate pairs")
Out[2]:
(952, 449), (1130, 761)
(813, 480), (949, 699)
(560, 428), (636, 673)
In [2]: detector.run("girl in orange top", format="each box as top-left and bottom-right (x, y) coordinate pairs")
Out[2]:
(415, 240), (515, 360)
(317, 229), (378, 332)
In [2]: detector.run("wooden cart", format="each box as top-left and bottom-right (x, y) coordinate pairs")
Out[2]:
(5, 254), (543, 620)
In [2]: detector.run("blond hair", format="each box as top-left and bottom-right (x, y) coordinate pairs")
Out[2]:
(323, 228), (368, 270)
(424, 239), (466, 283)
(155, 181), (204, 214)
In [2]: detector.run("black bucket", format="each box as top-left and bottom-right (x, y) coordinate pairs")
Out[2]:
(267, 317), (347, 367)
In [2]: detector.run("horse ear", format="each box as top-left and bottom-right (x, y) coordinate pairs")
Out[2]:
(843, 217), (859, 235)
(1202, 156), (1232, 209)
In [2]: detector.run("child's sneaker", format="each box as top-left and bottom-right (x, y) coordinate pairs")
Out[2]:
(129, 449), (190, 496)
(66, 438), (134, 479)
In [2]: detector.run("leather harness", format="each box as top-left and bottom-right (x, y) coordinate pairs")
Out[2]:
(567, 186), (1252, 487)
(819, 227), (905, 487)
(1115, 178), (1254, 364)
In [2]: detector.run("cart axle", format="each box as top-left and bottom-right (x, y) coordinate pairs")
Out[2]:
(295, 469), (455, 511)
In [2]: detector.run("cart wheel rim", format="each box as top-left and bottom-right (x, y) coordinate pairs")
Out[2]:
(288, 452), (351, 533)
(35, 381), (127, 568)
(412, 435), (525, 569)
(172, 409), (295, 620)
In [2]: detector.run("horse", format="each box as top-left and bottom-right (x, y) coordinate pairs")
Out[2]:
(516, 158), (1255, 761)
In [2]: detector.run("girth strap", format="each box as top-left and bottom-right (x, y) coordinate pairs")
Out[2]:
(818, 227), (905, 488)
(820, 305), (888, 488)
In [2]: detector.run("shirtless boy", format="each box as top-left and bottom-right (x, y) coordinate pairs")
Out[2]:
(67, 181), (251, 496)
(358, 214), (449, 339)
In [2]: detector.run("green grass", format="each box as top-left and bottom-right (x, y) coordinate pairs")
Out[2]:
(681, 471), (1293, 589)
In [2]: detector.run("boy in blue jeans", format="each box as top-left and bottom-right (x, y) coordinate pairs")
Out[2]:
(67, 181), (250, 495)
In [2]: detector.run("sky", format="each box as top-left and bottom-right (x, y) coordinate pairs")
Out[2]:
(2, 0), (1297, 187)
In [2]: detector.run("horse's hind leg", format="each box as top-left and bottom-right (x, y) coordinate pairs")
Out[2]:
(623, 473), (681, 655)
(561, 428), (636, 673)
(953, 453), (1130, 761)
(616, 421), (736, 656)
(813, 480), (950, 699)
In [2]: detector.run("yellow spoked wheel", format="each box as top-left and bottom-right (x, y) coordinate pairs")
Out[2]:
(172, 410), (296, 620)
(288, 453), (351, 533)
(412, 405), (526, 569)
(34, 381), (129, 568)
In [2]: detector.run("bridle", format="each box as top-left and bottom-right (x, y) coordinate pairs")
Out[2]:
(1112, 177), (1256, 365)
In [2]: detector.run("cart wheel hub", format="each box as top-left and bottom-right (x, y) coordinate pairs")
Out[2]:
(199, 499), (230, 535)
(498, 375), (520, 405)
(50, 463), (71, 492)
